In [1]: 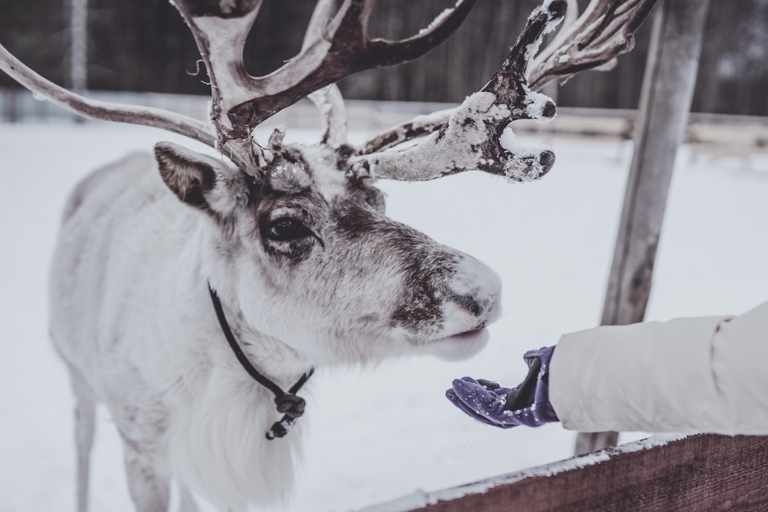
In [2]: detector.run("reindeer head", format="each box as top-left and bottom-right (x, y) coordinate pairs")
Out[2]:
(154, 135), (501, 364)
(0, 0), (656, 363)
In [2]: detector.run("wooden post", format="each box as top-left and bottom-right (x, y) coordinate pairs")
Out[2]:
(69, 0), (88, 123)
(2, 88), (20, 123)
(70, 0), (88, 93)
(575, 0), (711, 456)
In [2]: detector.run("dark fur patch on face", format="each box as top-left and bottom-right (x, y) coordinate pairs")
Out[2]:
(334, 201), (459, 336)
(390, 240), (460, 336)
(335, 201), (382, 240)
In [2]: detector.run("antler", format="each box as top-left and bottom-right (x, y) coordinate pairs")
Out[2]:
(529, 0), (657, 90)
(174, 0), (478, 156)
(357, 0), (657, 182)
(302, 0), (347, 148)
(0, 0), (476, 169)
(351, 0), (567, 183)
(0, 44), (217, 148)
(1, 0), (655, 181)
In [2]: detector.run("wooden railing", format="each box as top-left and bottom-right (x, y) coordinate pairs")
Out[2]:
(360, 434), (768, 512)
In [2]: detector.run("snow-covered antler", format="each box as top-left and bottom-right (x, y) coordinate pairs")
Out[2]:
(357, 0), (657, 182)
(351, 1), (566, 182)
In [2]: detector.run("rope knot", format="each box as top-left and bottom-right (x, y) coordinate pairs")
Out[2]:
(274, 393), (306, 418)
(266, 394), (307, 440)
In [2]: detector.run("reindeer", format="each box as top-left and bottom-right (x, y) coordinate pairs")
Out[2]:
(0, 0), (655, 510)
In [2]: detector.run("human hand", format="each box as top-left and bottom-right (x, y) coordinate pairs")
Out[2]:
(446, 346), (558, 428)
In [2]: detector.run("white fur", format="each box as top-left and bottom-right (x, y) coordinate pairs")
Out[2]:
(49, 145), (502, 511)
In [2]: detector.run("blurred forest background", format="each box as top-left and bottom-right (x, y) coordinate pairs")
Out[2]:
(1, 0), (767, 116)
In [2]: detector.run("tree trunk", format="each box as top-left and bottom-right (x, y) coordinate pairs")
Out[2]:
(575, 0), (711, 456)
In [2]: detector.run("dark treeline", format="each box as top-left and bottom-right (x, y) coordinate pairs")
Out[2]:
(1, 0), (767, 116)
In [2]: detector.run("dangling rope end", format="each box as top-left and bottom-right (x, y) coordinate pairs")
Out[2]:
(266, 394), (306, 440)
(266, 416), (299, 440)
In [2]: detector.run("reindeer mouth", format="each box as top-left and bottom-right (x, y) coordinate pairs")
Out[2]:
(440, 323), (488, 343)
(424, 325), (491, 361)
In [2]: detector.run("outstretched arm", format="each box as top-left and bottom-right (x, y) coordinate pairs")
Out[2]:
(448, 301), (768, 435)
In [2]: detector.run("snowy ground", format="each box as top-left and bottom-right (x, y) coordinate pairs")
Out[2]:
(1, 121), (767, 512)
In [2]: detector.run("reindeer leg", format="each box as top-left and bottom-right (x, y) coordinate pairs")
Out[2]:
(122, 443), (170, 512)
(68, 364), (96, 512)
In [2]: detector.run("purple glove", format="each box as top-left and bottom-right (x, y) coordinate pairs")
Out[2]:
(446, 346), (559, 428)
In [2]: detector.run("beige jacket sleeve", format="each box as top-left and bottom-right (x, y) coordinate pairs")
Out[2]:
(549, 301), (768, 435)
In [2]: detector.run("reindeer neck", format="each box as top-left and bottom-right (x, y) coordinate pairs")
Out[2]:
(192, 224), (314, 389)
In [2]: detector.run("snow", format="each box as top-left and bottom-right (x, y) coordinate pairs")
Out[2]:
(524, 89), (555, 122)
(522, 1), (565, 66)
(408, 109), (453, 131)
(418, 1), (464, 36)
(498, 126), (550, 181)
(2, 121), (768, 512)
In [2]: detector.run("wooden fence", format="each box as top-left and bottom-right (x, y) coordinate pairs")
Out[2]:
(360, 434), (768, 512)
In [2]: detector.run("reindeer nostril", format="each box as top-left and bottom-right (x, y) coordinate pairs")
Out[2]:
(451, 293), (483, 317)
(437, 283), (485, 317)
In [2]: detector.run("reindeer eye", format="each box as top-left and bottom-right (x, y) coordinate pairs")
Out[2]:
(267, 218), (311, 241)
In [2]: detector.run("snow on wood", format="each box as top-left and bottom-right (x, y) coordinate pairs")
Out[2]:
(358, 434), (768, 512)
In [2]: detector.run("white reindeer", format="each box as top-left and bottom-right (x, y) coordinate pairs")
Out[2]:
(0, 0), (654, 510)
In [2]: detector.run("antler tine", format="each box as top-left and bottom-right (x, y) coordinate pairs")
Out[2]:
(302, 0), (347, 148)
(535, 0), (610, 66)
(178, 0), (478, 148)
(171, 0), (265, 145)
(350, 1), (568, 183)
(361, 108), (455, 155)
(528, 0), (656, 90)
(362, 0), (477, 67)
(533, 0), (587, 67)
(0, 43), (217, 149)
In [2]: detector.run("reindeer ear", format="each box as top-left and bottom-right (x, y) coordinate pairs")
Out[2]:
(154, 142), (221, 210)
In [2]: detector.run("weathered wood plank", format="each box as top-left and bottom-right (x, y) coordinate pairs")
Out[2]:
(367, 435), (768, 512)
(601, 0), (712, 328)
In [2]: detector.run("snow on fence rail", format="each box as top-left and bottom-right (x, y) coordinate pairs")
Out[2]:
(358, 434), (768, 512)
(3, 88), (768, 151)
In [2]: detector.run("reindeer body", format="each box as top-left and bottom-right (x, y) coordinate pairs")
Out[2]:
(50, 143), (502, 511)
(49, 151), (296, 510)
